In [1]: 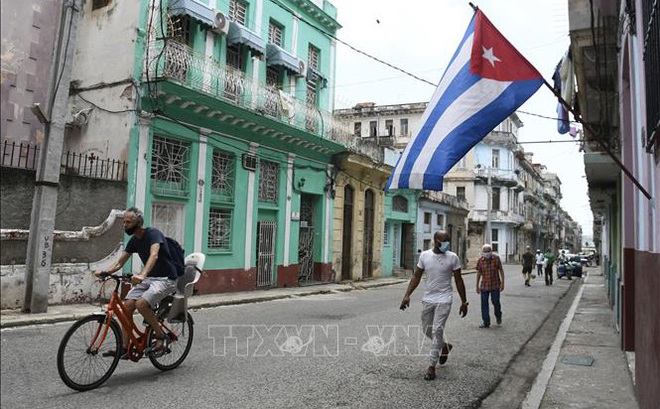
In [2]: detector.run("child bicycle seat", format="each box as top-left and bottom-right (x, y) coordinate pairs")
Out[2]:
(165, 252), (205, 323)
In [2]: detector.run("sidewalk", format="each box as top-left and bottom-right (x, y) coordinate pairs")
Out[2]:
(0, 277), (408, 329)
(526, 268), (639, 409)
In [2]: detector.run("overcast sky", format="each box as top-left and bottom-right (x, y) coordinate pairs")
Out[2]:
(329, 0), (593, 242)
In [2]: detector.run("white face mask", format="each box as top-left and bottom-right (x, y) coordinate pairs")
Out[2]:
(482, 251), (492, 259)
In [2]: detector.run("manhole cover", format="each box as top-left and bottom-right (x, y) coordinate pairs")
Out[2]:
(561, 355), (595, 366)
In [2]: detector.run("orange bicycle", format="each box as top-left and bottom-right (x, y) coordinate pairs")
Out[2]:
(56, 260), (202, 391)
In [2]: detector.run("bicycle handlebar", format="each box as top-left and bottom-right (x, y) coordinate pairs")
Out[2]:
(98, 273), (133, 293)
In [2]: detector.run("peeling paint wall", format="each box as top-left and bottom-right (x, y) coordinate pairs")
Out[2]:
(1, 0), (61, 144)
(0, 245), (123, 309)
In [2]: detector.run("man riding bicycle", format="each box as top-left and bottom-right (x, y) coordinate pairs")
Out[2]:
(94, 207), (178, 357)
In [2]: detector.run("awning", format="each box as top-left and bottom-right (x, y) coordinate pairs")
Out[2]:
(168, 0), (214, 28)
(266, 43), (303, 74)
(228, 21), (266, 56)
(306, 67), (328, 88)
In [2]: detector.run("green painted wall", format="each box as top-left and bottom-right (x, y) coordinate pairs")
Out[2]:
(382, 191), (418, 276)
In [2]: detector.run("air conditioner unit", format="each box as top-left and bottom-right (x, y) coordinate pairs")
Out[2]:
(296, 60), (306, 77)
(212, 11), (229, 35)
(242, 153), (257, 171)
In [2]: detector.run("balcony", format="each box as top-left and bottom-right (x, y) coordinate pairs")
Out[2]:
(470, 209), (524, 225)
(475, 167), (519, 187)
(146, 40), (349, 143)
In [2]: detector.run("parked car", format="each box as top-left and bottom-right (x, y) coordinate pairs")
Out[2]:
(557, 256), (583, 279)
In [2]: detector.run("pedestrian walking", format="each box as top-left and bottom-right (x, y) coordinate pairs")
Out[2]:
(400, 231), (468, 381)
(535, 249), (545, 279)
(475, 244), (505, 328)
(521, 246), (534, 286)
(544, 249), (555, 286)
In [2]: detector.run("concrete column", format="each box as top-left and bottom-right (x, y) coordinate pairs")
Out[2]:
(194, 133), (208, 253)
(24, 0), (83, 313)
(283, 154), (295, 266)
(323, 164), (334, 263)
(244, 142), (258, 270)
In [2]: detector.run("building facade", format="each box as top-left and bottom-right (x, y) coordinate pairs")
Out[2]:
(568, 0), (660, 406)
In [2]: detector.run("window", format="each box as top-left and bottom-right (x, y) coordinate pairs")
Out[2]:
(492, 149), (500, 168)
(229, 0), (247, 25)
(457, 156), (467, 168)
(169, 15), (192, 45)
(354, 122), (362, 137)
(208, 208), (232, 250)
(268, 20), (283, 46)
(400, 118), (409, 136)
(423, 212), (431, 233)
(151, 135), (190, 196)
(492, 187), (501, 210)
(436, 213), (445, 228)
(369, 121), (377, 137)
(308, 45), (320, 70)
(152, 202), (185, 244)
(211, 150), (235, 201)
(424, 239), (431, 250)
(392, 195), (408, 212)
(456, 186), (466, 201)
(491, 229), (499, 252)
(258, 159), (278, 202)
(385, 119), (393, 136)
(383, 222), (389, 245)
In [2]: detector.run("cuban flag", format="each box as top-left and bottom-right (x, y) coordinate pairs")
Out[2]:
(386, 9), (544, 191)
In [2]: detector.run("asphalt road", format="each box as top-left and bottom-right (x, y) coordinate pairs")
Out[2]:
(1, 265), (582, 409)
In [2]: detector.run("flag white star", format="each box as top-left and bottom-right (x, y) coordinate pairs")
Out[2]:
(482, 46), (502, 67)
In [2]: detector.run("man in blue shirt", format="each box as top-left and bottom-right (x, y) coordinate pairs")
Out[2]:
(94, 207), (177, 357)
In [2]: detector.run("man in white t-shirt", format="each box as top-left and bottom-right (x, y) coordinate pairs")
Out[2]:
(400, 231), (469, 381)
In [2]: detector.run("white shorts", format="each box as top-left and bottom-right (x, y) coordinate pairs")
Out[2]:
(125, 277), (177, 308)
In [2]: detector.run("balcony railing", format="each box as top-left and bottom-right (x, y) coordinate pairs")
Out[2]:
(146, 40), (350, 142)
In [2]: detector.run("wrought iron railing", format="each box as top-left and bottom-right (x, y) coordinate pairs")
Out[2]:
(0, 139), (127, 181)
(146, 40), (351, 143)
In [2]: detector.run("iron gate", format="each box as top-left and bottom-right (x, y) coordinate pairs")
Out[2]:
(256, 221), (276, 287)
(298, 226), (314, 283)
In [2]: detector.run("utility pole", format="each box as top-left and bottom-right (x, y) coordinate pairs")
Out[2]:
(23, 0), (83, 313)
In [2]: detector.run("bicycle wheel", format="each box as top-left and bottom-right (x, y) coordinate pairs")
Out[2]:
(148, 313), (194, 371)
(57, 314), (122, 391)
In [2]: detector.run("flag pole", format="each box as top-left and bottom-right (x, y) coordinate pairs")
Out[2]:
(542, 79), (652, 200)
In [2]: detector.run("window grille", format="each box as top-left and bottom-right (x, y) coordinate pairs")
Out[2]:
(208, 208), (232, 250)
(151, 135), (190, 196)
(151, 202), (184, 244)
(383, 222), (389, 245)
(308, 45), (319, 70)
(258, 159), (278, 202)
(169, 15), (192, 44)
(211, 150), (235, 201)
(229, 0), (247, 25)
(268, 20), (283, 46)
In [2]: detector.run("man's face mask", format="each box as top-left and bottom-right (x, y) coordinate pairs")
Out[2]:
(437, 241), (450, 252)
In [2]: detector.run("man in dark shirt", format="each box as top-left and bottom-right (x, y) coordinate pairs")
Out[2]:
(521, 246), (534, 287)
(94, 207), (177, 357)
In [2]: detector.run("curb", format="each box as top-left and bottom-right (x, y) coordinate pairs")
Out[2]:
(1, 279), (407, 329)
